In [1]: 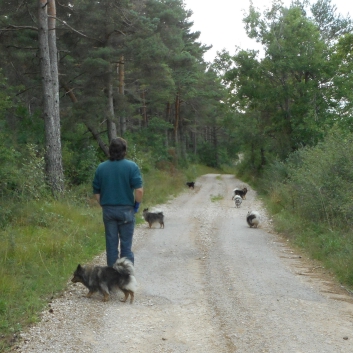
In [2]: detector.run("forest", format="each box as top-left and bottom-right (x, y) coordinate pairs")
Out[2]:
(1, 0), (353, 349)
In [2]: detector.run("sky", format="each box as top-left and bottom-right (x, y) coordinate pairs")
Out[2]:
(183, 0), (353, 62)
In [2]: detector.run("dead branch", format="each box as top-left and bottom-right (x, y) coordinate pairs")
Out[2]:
(48, 16), (104, 44)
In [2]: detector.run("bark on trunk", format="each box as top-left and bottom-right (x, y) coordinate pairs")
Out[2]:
(118, 56), (126, 135)
(86, 124), (110, 157)
(212, 125), (219, 167)
(107, 66), (117, 142)
(141, 89), (147, 127)
(165, 102), (172, 147)
(39, 0), (64, 195)
(174, 93), (180, 145)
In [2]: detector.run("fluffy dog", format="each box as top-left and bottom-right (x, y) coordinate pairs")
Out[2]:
(246, 210), (261, 228)
(71, 257), (137, 303)
(234, 195), (242, 208)
(142, 208), (164, 228)
(186, 181), (195, 189)
(232, 187), (248, 200)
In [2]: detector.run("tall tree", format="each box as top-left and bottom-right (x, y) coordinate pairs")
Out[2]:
(222, 0), (352, 167)
(38, 0), (64, 194)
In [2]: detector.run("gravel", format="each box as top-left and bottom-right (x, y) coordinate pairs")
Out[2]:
(14, 174), (353, 352)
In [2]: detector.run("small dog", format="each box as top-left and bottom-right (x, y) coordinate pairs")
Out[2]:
(71, 257), (137, 303)
(186, 181), (195, 189)
(246, 211), (261, 228)
(234, 195), (242, 208)
(142, 208), (164, 228)
(232, 187), (248, 200)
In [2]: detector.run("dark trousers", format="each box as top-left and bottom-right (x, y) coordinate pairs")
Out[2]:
(102, 205), (135, 266)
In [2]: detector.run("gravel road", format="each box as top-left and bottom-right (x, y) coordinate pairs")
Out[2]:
(16, 174), (353, 352)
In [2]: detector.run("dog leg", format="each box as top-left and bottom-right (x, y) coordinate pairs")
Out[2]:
(129, 291), (134, 304)
(102, 292), (110, 302)
(120, 290), (134, 304)
(120, 289), (130, 303)
(86, 290), (95, 298)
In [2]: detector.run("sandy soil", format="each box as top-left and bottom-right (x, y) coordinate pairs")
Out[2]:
(15, 174), (353, 352)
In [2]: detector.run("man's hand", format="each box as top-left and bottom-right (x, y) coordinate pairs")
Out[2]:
(133, 201), (140, 213)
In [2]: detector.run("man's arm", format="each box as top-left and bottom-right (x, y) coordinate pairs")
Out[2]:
(134, 188), (143, 203)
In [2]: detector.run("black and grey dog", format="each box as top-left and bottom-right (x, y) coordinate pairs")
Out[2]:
(232, 187), (248, 200)
(186, 181), (195, 189)
(142, 208), (164, 228)
(71, 258), (137, 303)
(246, 211), (261, 228)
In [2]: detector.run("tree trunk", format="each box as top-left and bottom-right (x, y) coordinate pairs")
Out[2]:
(86, 123), (110, 157)
(174, 93), (180, 145)
(118, 56), (126, 135)
(166, 101), (171, 147)
(107, 66), (117, 142)
(212, 124), (219, 167)
(260, 147), (266, 167)
(39, 0), (64, 195)
(141, 89), (147, 127)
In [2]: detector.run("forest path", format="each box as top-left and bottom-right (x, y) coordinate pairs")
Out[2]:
(17, 174), (353, 353)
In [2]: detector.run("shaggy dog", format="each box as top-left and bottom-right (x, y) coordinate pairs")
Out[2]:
(232, 187), (248, 200)
(246, 211), (261, 228)
(234, 195), (242, 208)
(186, 181), (195, 189)
(142, 208), (164, 228)
(71, 258), (137, 303)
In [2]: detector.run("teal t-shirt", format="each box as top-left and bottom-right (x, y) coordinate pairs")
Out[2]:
(92, 159), (143, 206)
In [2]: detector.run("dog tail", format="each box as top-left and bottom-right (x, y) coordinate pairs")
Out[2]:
(113, 257), (135, 276)
(246, 211), (260, 227)
(113, 258), (138, 292)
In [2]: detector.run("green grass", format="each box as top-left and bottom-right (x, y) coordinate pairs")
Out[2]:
(0, 199), (104, 350)
(210, 194), (223, 202)
(260, 194), (353, 291)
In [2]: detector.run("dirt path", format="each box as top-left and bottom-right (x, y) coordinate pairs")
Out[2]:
(17, 174), (353, 352)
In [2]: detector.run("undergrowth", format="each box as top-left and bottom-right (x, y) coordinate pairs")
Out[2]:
(0, 199), (104, 350)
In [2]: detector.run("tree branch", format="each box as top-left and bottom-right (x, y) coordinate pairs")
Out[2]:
(1, 25), (38, 31)
(6, 45), (37, 50)
(48, 16), (104, 43)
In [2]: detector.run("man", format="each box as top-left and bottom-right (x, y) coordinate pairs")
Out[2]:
(93, 137), (143, 267)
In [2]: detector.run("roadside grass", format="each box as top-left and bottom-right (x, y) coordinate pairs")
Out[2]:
(0, 163), (220, 351)
(0, 199), (104, 351)
(260, 195), (353, 291)
(210, 194), (223, 202)
(233, 129), (353, 293)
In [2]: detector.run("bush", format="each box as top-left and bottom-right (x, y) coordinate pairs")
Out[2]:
(282, 129), (353, 230)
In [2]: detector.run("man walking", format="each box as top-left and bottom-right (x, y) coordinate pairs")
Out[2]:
(93, 137), (143, 266)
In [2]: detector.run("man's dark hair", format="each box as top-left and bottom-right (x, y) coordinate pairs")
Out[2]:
(109, 137), (127, 161)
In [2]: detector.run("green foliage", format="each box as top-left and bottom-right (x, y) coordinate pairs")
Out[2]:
(0, 142), (48, 203)
(197, 140), (218, 168)
(0, 71), (12, 115)
(125, 117), (174, 168)
(19, 144), (48, 200)
(257, 126), (353, 287)
(271, 128), (353, 229)
(62, 142), (100, 186)
(222, 0), (353, 173)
